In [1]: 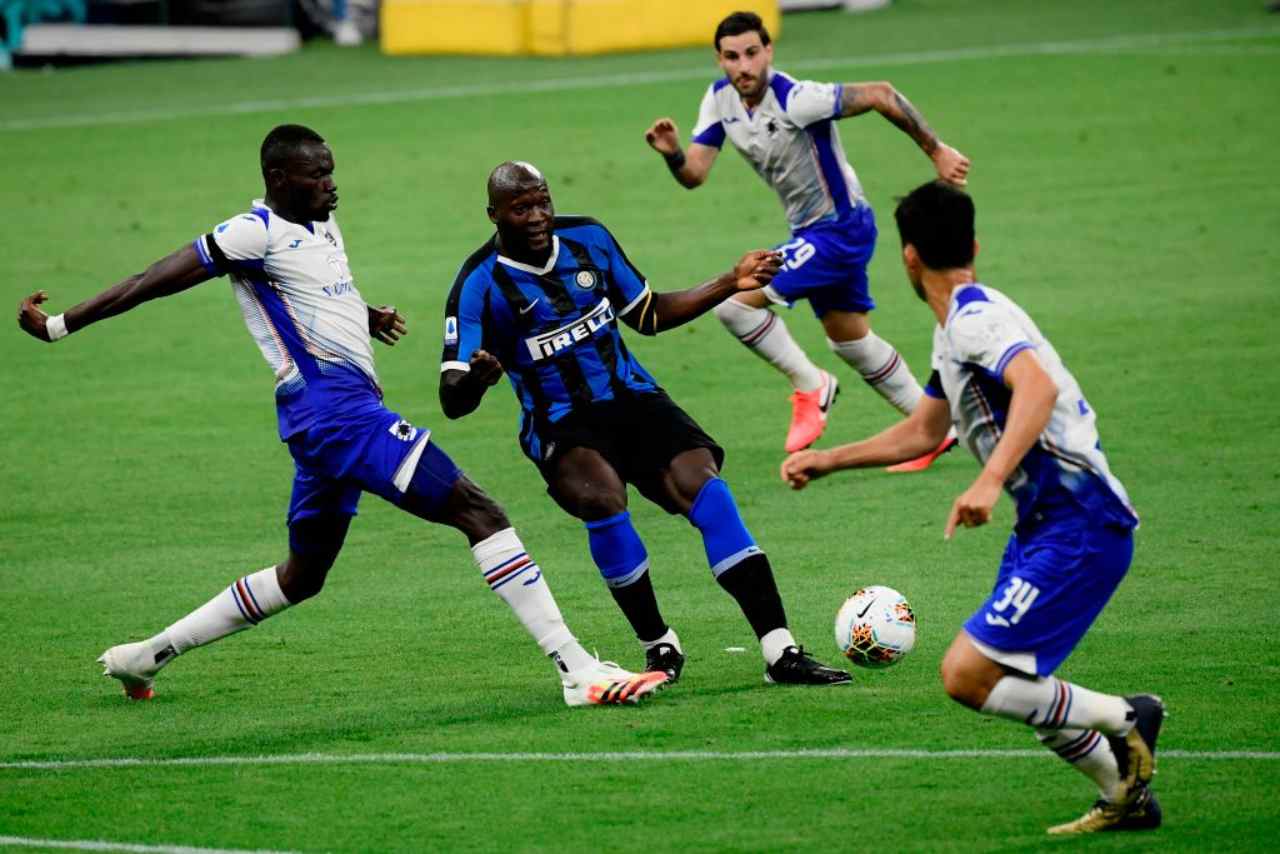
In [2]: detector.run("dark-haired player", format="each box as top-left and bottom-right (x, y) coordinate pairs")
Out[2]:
(439, 160), (850, 686)
(645, 11), (968, 468)
(781, 181), (1165, 834)
(16, 125), (668, 707)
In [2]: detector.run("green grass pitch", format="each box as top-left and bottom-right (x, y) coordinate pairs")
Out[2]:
(2, 0), (1279, 850)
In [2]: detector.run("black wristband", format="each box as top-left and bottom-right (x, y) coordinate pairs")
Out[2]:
(663, 148), (687, 176)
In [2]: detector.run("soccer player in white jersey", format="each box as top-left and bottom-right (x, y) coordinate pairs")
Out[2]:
(780, 181), (1166, 834)
(645, 11), (969, 467)
(15, 124), (668, 708)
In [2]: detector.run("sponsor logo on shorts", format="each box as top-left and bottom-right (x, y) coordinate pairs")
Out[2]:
(524, 298), (614, 361)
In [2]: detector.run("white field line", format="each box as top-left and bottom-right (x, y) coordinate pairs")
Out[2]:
(1, 747), (1277, 771)
(0, 836), (299, 854)
(2, 25), (1279, 133)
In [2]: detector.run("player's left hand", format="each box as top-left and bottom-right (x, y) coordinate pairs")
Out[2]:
(17, 290), (54, 342)
(731, 250), (784, 291)
(944, 475), (1001, 539)
(932, 143), (971, 187)
(368, 304), (407, 345)
(780, 449), (830, 490)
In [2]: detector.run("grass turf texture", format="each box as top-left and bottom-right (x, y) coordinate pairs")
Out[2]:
(2, 0), (1279, 849)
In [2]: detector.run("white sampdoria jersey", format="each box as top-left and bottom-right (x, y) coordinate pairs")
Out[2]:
(691, 70), (865, 231)
(194, 200), (376, 396)
(926, 284), (1138, 525)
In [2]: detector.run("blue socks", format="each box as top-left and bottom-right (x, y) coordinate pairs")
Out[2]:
(585, 511), (650, 589)
(688, 478), (762, 577)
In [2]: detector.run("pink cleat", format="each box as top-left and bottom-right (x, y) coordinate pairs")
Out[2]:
(886, 430), (958, 473)
(785, 371), (839, 453)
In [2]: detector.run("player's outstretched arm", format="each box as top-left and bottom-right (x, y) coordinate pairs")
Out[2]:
(838, 82), (970, 186)
(781, 395), (951, 490)
(944, 350), (1056, 538)
(439, 350), (505, 419)
(644, 118), (719, 189)
(621, 250), (781, 336)
(17, 244), (214, 343)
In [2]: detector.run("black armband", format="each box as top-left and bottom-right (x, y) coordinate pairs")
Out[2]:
(663, 148), (687, 177)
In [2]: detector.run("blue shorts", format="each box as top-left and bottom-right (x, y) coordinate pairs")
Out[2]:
(285, 402), (462, 531)
(768, 205), (878, 318)
(963, 516), (1134, 677)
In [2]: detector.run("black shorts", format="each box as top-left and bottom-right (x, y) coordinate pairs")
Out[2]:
(534, 390), (725, 488)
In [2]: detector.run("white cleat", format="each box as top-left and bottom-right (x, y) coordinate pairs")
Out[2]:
(561, 659), (669, 707)
(97, 640), (172, 701)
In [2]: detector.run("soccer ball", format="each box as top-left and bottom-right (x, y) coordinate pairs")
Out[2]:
(834, 585), (916, 668)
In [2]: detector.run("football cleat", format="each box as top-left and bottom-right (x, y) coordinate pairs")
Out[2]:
(97, 640), (175, 701)
(886, 428), (959, 473)
(764, 646), (852, 686)
(1111, 694), (1165, 791)
(1046, 787), (1163, 835)
(784, 371), (839, 453)
(644, 642), (685, 683)
(562, 659), (670, 707)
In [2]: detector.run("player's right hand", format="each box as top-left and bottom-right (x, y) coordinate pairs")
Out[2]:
(17, 290), (54, 342)
(644, 118), (681, 155)
(469, 349), (504, 386)
(932, 143), (971, 187)
(780, 449), (830, 490)
(731, 250), (784, 291)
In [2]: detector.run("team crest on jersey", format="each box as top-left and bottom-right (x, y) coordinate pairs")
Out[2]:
(388, 419), (419, 443)
(574, 270), (596, 290)
(444, 316), (459, 345)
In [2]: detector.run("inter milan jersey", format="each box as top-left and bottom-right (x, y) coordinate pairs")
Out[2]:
(194, 199), (380, 440)
(442, 217), (660, 458)
(691, 70), (866, 231)
(925, 283), (1138, 528)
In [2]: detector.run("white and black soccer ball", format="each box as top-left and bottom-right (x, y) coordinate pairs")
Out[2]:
(834, 585), (916, 668)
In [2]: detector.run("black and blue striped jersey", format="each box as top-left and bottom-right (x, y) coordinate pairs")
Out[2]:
(441, 216), (661, 459)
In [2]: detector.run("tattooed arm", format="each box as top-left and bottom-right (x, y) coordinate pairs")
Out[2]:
(839, 82), (970, 185)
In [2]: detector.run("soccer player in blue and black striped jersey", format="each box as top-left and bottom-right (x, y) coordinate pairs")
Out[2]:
(440, 161), (850, 686)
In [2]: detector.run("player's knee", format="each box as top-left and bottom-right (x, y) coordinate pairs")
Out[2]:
(279, 553), (336, 603)
(939, 655), (988, 710)
(446, 477), (511, 542)
(573, 485), (628, 521)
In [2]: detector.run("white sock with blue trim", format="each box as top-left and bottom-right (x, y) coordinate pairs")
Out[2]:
(828, 333), (922, 415)
(162, 565), (292, 655)
(715, 300), (823, 392)
(982, 675), (1135, 735)
(1037, 727), (1125, 801)
(473, 528), (593, 673)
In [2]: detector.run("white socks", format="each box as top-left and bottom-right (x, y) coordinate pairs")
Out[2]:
(982, 675), (1134, 735)
(715, 300), (824, 392)
(1038, 727), (1125, 802)
(827, 333), (923, 415)
(162, 565), (292, 655)
(473, 528), (593, 673)
(759, 627), (798, 666)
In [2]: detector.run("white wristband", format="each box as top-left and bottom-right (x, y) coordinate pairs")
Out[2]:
(46, 313), (69, 342)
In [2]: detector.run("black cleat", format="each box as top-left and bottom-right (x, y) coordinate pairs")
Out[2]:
(1108, 787), (1163, 831)
(1107, 693), (1166, 794)
(764, 646), (852, 686)
(645, 642), (685, 683)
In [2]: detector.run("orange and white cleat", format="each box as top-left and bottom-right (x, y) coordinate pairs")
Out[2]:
(886, 429), (959, 473)
(785, 371), (839, 453)
(562, 660), (670, 707)
(97, 640), (172, 700)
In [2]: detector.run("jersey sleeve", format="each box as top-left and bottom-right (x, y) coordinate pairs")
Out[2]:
(594, 224), (650, 317)
(197, 212), (269, 278)
(782, 79), (843, 128)
(923, 369), (946, 400)
(948, 301), (1036, 383)
(690, 83), (727, 149)
(441, 270), (488, 373)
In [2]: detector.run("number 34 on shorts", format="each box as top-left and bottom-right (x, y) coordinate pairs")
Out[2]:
(985, 576), (1040, 627)
(778, 237), (817, 270)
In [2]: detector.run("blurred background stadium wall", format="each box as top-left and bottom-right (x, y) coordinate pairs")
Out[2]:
(380, 0), (780, 57)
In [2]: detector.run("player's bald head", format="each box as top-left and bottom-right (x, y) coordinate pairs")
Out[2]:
(487, 161), (548, 207)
